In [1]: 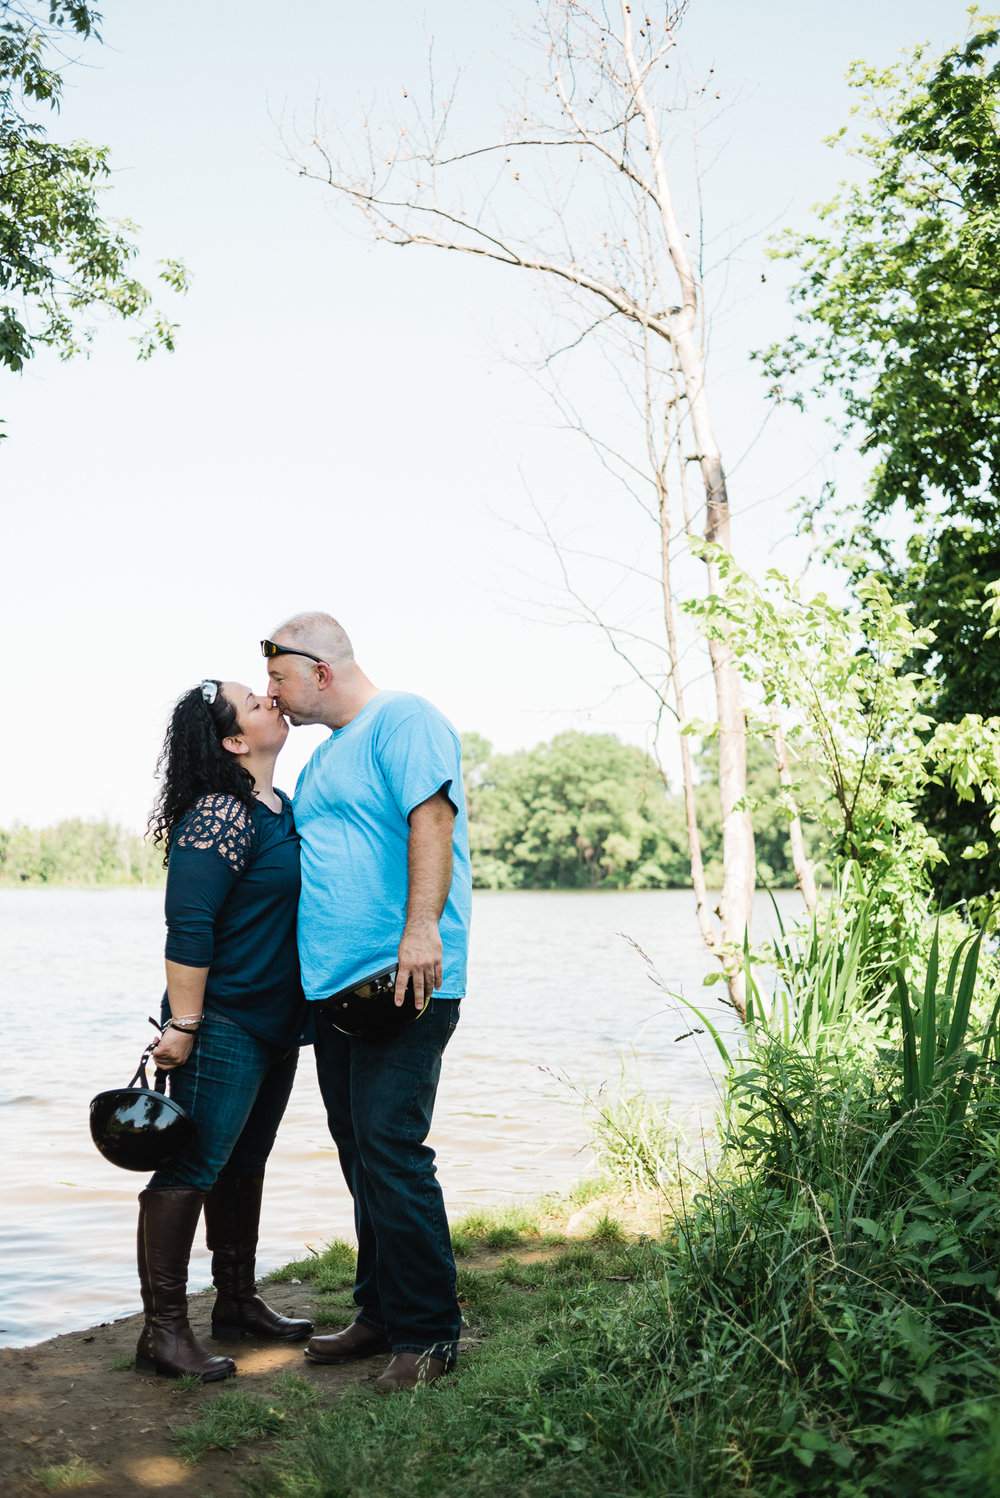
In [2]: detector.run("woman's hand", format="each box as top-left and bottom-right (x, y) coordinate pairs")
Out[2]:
(151, 1026), (196, 1072)
(160, 961), (209, 1071)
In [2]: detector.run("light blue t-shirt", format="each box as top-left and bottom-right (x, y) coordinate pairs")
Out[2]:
(293, 691), (471, 1003)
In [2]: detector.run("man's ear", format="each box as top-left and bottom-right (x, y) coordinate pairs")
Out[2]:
(222, 735), (249, 757)
(315, 661), (334, 690)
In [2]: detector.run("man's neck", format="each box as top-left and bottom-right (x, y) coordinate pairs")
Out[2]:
(322, 672), (381, 731)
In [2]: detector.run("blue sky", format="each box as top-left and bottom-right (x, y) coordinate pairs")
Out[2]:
(1, 0), (980, 828)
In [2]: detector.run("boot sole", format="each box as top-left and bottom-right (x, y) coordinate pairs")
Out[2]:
(135, 1354), (235, 1382)
(303, 1344), (391, 1365)
(212, 1322), (313, 1342)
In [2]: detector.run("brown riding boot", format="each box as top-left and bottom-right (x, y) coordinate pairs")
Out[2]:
(135, 1188), (236, 1381)
(204, 1171), (313, 1342)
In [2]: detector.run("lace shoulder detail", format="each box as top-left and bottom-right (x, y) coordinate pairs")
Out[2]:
(174, 793), (255, 873)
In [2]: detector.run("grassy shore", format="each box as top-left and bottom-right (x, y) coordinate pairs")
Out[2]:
(161, 985), (1000, 1498)
(165, 1195), (662, 1498)
(151, 911), (1000, 1497)
(157, 1160), (1000, 1498)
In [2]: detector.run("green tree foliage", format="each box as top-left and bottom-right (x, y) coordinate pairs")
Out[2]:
(0, 818), (164, 884)
(0, 1), (186, 396)
(695, 738), (825, 895)
(763, 17), (1000, 521)
(760, 16), (1000, 904)
(910, 523), (1000, 902)
(691, 550), (1000, 954)
(464, 731), (686, 890)
(2, 731), (822, 893)
(462, 730), (818, 892)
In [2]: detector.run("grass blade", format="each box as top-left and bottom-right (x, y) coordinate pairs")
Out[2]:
(668, 985), (734, 1071)
(897, 968), (918, 1108)
(945, 933), (984, 1061)
(918, 923), (940, 1095)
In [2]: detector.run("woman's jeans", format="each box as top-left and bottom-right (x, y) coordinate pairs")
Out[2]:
(313, 996), (461, 1363)
(149, 1008), (299, 1192)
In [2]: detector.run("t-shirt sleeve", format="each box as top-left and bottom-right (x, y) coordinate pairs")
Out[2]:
(376, 708), (462, 823)
(164, 795), (254, 967)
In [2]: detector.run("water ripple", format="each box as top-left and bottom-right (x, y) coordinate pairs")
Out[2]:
(0, 886), (799, 1347)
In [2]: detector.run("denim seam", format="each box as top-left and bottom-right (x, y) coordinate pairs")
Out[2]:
(394, 1003), (460, 1342)
(356, 1313), (387, 1334)
(392, 1340), (458, 1361)
(349, 1000), (461, 1347)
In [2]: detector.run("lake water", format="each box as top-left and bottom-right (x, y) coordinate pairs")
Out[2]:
(0, 887), (803, 1347)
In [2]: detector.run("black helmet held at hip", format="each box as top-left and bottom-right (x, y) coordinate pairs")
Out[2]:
(90, 1040), (199, 1172)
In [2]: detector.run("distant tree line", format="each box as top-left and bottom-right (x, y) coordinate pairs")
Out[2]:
(0, 821), (165, 887)
(1, 729), (823, 891)
(462, 730), (825, 892)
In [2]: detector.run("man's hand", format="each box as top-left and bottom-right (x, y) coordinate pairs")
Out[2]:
(396, 790), (455, 1011)
(396, 919), (444, 1012)
(151, 1026), (196, 1072)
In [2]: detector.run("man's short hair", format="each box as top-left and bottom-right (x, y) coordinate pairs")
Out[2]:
(271, 612), (355, 667)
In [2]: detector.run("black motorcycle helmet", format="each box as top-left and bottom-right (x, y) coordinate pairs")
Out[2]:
(319, 965), (428, 1041)
(90, 1044), (199, 1172)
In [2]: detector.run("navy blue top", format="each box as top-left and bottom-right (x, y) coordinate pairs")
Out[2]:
(164, 790), (306, 1047)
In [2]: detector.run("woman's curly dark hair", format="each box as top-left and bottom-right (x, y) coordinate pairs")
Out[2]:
(148, 682), (256, 859)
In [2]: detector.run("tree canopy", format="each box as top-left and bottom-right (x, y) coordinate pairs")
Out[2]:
(762, 19), (1000, 523)
(462, 730), (819, 892)
(0, 1), (185, 397)
(0, 817), (164, 885)
(761, 16), (1000, 906)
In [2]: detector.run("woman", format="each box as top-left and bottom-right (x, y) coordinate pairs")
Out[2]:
(138, 678), (312, 1381)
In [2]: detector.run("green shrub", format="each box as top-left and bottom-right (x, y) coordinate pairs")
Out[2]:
(510, 914), (1000, 1498)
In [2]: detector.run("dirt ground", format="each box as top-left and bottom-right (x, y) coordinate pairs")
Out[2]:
(0, 1199), (648, 1497)
(0, 1280), (410, 1498)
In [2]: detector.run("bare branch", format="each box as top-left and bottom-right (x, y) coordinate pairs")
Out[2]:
(292, 0), (753, 1011)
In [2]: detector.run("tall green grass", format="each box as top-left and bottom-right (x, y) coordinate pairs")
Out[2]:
(588, 1082), (687, 1195)
(895, 925), (1000, 1131)
(508, 911), (1000, 1496)
(170, 894), (1000, 1498)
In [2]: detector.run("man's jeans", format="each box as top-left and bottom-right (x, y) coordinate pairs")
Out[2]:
(314, 996), (461, 1362)
(150, 1008), (299, 1192)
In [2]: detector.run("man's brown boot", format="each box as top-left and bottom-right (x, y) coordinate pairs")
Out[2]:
(304, 1321), (391, 1364)
(374, 1351), (448, 1392)
(135, 1188), (236, 1382)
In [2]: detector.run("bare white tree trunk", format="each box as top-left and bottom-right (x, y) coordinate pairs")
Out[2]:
(292, 0), (760, 1014)
(653, 418), (715, 953)
(621, 1), (754, 1011)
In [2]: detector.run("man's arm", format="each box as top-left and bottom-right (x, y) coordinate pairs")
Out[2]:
(396, 788), (456, 1010)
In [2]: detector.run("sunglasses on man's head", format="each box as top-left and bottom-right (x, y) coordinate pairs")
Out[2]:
(260, 639), (325, 664)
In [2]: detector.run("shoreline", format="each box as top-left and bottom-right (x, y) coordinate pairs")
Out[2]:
(0, 1189), (649, 1498)
(0, 880), (810, 893)
(0, 1278), (372, 1498)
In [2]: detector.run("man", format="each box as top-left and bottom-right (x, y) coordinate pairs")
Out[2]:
(262, 612), (471, 1391)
